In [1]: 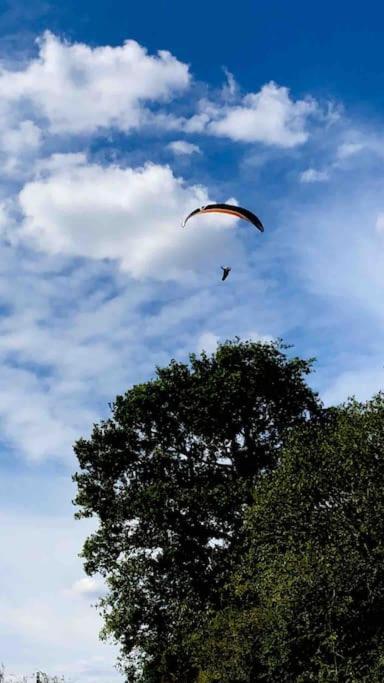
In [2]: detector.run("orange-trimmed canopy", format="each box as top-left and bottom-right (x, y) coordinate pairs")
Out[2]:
(182, 203), (264, 231)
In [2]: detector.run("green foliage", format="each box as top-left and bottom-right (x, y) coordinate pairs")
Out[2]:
(196, 396), (384, 682)
(73, 339), (319, 681)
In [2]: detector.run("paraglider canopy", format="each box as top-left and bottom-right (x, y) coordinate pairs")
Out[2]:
(182, 203), (264, 232)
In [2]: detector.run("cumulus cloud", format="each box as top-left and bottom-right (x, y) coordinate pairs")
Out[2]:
(34, 151), (87, 174)
(0, 33), (334, 162)
(0, 32), (190, 179)
(0, 120), (41, 155)
(16, 158), (245, 280)
(199, 81), (317, 147)
(0, 119), (42, 178)
(167, 139), (201, 155)
(0, 31), (190, 135)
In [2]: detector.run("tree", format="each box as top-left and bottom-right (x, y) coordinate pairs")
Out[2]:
(196, 395), (384, 682)
(0, 669), (65, 683)
(73, 339), (320, 681)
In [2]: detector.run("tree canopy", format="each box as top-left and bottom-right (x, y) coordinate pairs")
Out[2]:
(73, 339), (319, 681)
(195, 395), (384, 682)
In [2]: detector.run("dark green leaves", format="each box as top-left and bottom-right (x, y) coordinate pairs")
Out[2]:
(73, 339), (319, 681)
(197, 396), (384, 682)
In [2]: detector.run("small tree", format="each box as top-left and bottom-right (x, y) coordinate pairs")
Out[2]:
(73, 339), (320, 681)
(36, 674), (65, 683)
(0, 670), (65, 683)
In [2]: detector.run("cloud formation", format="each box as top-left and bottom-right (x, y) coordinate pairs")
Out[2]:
(2, 28), (384, 683)
(71, 576), (106, 597)
(167, 139), (201, 155)
(195, 81), (317, 147)
(0, 31), (190, 135)
(300, 167), (329, 183)
(0, 488), (121, 681)
(17, 157), (244, 280)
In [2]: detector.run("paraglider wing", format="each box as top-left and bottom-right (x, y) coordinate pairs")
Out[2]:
(181, 207), (203, 227)
(182, 203), (264, 232)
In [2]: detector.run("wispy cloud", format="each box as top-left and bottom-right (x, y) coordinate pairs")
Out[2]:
(300, 167), (329, 183)
(0, 475), (121, 681)
(336, 141), (365, 160)
(167, 139), (201, 155)
(0, 236), (271, 462)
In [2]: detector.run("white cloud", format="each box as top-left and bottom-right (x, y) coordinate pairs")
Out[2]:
(16, 158), (245, 281)
(300, 168), (329, 183)
(0, 119), (42, 177)
(0, 491), (122, 682)
(196, 329), (271, 356)
(269, 171), (384, 405)
(290, 189), (384, 320)
(0, 225), (273, 462)
(323, 366), (384, 406)
(0, 31), (190, 135)
(202, 81), (317, 147)
(196, 331), (219, 354)
(244, 330), (274, 344)
(0, 365), (92, 462)
(221, 67), (238, 99)
(0, 33), (189, 180)
(71, 577), (106, 597)
(0, 235), (273, 462)
(336, 141), (365, 159)
(183, 112), (211, 134)
(0, 120), (41, 156)
(167, 139), (201, 155)
(34, 151), (87, 174)
(298, 129), (384, 186)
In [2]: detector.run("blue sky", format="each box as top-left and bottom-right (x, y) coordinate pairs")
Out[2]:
(1, 1), (384, 680)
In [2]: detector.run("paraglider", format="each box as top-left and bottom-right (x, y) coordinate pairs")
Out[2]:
(182, 203), (264, 281)
(182, 203), (264, 232)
